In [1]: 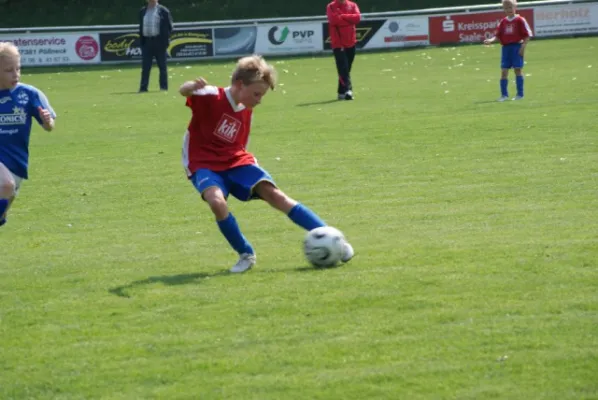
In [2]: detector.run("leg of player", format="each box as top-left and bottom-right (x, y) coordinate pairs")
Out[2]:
(254, 182), (354, 262)
(514, 68), (524, 100)
(499, 68), (509, 102)
(333, 48), (351, 100)
(0, 163), (16, 226)
(345, 46), (356, 100)
(202, 186), (256, 273)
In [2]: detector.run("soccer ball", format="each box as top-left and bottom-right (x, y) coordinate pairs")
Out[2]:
(304, 226), (345, 268)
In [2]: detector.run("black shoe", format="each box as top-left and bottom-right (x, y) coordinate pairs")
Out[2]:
(138, 89), (148, 93)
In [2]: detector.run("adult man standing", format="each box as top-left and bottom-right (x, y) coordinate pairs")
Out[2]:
(139, 0), (173, 92)
(326, 0), (361, 100)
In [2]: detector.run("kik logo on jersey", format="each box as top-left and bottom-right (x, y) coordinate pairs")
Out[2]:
(0, 106), (27, 126)
(214, 114), (241, 143)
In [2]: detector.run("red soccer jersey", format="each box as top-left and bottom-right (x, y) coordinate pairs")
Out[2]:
(182, 86), (256, 175)
(496, 15), (533, 45)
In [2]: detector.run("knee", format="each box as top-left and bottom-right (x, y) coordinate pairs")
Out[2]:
(257, 184), (296, 212)
(501, 70), (509, 79)
(0, 179), (16, 198)
(203, 189), (229, 220)
(514, 68), (523, 76)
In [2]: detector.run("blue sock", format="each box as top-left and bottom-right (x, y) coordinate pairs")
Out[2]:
(500, 79), (508, 97)
(217, 213), (254, 255)
(516, 75), (524, 97)
(0, 199), (7, 227)
(288, 204), (326, 231)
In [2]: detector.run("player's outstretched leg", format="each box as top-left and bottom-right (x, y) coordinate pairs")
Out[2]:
(203, 187), (256, 273)
(254, 182), (354, 262)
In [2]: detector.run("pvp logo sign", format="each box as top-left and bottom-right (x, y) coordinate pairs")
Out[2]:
(256, 23), (323, 54)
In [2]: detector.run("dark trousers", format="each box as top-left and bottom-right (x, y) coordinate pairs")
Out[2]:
(140, 37), (168, 91)
(333, 46), (356, 94)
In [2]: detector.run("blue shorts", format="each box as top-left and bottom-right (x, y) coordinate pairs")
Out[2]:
(191, 164), (275, 202)
(501, 43), (524, 69)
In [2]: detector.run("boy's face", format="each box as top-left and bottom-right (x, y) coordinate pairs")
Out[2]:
(503, 1), (516, 16)
(0, 56), (21, 90)
(236, 81), (270, 109)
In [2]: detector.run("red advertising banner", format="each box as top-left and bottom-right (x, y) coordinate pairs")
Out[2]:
(429, 9), (535, 45)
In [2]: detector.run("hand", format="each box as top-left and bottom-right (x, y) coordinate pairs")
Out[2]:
(193, 77), (208, 90)
(519, 46), (525, 56)
(38, 106), (53, 130)
(483, 38), (493, 45)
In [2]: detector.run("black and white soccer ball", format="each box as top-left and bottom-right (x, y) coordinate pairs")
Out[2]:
(304, 226), (345, 268)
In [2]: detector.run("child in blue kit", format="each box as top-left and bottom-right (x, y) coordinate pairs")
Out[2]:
(0, 42), (56, 227)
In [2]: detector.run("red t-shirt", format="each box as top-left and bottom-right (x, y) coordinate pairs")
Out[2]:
(496, 15), (533, 45)
(182, 86), (256, 175)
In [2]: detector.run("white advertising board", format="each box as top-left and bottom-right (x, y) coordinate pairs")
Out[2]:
(0, 33), (101, 66)
(364, 17), (430, 49)
(256, 23), (323, 54)
(534, 3), (598, 36)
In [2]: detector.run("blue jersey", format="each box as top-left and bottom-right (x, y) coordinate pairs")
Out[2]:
(0, 83), (56, 179)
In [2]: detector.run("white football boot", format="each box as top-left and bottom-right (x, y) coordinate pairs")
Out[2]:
(230, 253), (256, 273)
(498, 96), (509, 102)
(512, 95), (524, 101)
(341, 241), (354, 263)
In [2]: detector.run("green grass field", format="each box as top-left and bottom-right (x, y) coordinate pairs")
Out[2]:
(1, 37), (597, 399)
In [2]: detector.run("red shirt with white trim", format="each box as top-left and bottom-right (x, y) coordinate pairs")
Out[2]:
(496, 15), (533, 45)
(182, 86), (255, 175)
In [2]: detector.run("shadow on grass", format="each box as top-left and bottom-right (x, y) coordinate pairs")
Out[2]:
(109, 265), (338, 297)
(296, 99), (339, 107)
(109, 271), (231, 298)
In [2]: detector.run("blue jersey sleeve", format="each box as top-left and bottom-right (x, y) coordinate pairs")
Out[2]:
(29, 87), (56, 126)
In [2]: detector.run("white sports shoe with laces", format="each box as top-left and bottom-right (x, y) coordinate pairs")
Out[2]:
(230, 253), (256, 273)
(341, 241), (354, 263)
(498, 96), (509, 102)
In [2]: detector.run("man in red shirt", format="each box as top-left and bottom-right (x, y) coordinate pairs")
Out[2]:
(179, 55), (354, 272)
(484, 0), (532, 101)
(326, 0), (361, 100)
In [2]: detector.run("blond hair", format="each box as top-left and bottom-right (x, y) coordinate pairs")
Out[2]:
(231, 55), (277, 90)
(0, 42), (20, 63)
(502, 0), (516, 5)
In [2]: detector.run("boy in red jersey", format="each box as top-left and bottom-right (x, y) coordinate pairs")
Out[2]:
(484, 0), (533, 101)
(179, 55), (354, 273)
(326, 0), (361, 100)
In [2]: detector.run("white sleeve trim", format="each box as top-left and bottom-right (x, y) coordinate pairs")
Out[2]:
(191, 85), (219, 96)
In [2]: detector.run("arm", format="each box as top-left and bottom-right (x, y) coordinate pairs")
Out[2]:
(341, 3), (361, 25)
(326, 4), (346, 25)
(484, 36), (497, 45)
(519, 18), (532, 55)
(519, 36), (530, 56)
(484, 22), (501, 45)
(167, 8), (174, 33)
(179, 78), (208, 97)
(39, 108), (55, 132)
(139, 8), (145, 45)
